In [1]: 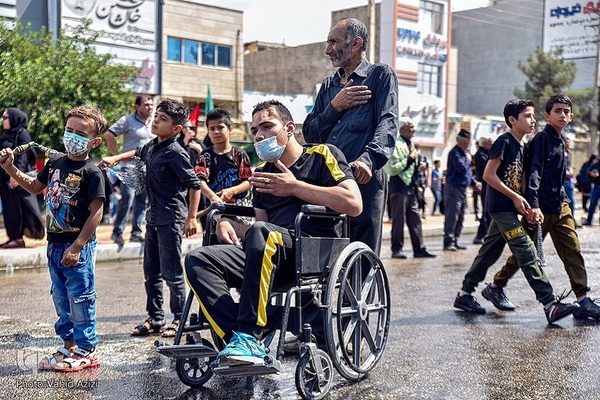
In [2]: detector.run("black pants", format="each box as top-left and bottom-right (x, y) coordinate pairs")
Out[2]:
(0, 184), (44, 240)
(350, 168), (386, 256)
(143, 223), (186, 322)
(185, 222), (295, 342)
(388, 191), (425, 254)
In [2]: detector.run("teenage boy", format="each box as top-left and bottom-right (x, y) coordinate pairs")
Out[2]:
(490, 95), (600, 320)
(453, 99), (577, 324)
(0, 105), (107, 371)
(185, 100), (362, 366)
(195, 108), (252, 207)
(102, 99), (202, 337)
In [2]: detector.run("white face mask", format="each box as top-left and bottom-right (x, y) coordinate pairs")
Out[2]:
(254, 127), (287, 162)
(63, 131), (90, 156)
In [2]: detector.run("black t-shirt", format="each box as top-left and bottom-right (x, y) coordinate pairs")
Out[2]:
(37, 155), (105, 243)
(485, 133), (524, 214)
(253, 144), (353, 237)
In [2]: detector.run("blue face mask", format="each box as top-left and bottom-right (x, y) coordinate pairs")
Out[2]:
(254, 127), (287, 162)
(63, 131), (90, 156)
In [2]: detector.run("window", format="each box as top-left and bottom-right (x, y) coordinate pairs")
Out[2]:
(167, 37), (232, 68)
(417, 63), (442, 97)
(167, 37), (181, 61)
(202, 43), (215, 66)
(184, 40), (198, 64)
(217, 46), (231, 68)
(420, 1), (443, 34)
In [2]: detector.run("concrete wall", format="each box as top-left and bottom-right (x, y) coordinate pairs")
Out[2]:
(244, 4), (380, 96)
(244, 42), (333, 95)
(452, 0), (542, 116)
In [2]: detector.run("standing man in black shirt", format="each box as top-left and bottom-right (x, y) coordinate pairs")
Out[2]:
(303, 17), (398, 255)
(473, 136), (493, 244)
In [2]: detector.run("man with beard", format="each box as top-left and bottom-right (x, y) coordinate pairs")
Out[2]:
(303, 18), (398, 255)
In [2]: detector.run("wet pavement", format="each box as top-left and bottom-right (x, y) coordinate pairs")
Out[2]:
(1, 226), (600, 399)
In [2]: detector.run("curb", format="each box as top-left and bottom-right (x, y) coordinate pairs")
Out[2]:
(1, 239), (204, 270)
(0, 223), (478, 270)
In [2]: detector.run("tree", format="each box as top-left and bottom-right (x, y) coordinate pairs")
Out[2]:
(513, 47), (582, 123)
(0, 19), (139, 158)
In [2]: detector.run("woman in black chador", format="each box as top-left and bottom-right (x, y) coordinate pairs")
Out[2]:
(0, 108), (45, 248)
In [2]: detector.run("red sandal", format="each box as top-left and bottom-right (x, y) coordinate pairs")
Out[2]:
(53, 347), (100, 372)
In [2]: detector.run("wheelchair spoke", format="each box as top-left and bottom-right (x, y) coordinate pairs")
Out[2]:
(325, 242), (391, 379)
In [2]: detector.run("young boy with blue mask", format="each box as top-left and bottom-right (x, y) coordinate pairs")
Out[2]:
(0, 105), (107, 371)
(102, 98), (202, 338)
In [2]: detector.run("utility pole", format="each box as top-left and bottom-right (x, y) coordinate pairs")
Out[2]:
(368, 0), (376, 62)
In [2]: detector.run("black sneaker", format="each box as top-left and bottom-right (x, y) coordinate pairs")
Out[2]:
(130, 235), (144, 243)
(573, 297), (600, 320)
(454, 293), (486, 314)
(391, 250), (407, 259)
(481, 283), (516, 311)
(414, 250), (436, 258)
(111, 234), (124, 246)
(545, 301), (578, 324)
(455, 244), (468, 250)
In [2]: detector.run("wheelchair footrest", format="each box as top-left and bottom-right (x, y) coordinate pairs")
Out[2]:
(156, 344), (218, 359)
(212, 355), (281, 377)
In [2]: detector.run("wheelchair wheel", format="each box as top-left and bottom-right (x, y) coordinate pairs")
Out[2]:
(324, 242), (390, 381)
(295, 349), (334, 400)
(175, 338), (216, 388)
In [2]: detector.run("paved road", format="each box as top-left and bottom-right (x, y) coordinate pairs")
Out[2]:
(1, 228), (600, 399)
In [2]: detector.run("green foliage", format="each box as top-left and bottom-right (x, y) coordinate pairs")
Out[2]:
(513, 47), (593, 126)
(0, 18), (139, 158)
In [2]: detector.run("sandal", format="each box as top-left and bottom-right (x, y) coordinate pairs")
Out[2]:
(53, 347), (101, 372)
(38, 347), (73, 370)
(161, 320), (180, 338)
(131, 318), (165, 336)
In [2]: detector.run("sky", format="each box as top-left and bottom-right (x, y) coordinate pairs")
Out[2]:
(197, 0), (491, 46)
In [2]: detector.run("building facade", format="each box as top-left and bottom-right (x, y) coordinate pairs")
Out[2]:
(381, 0), (451, 160)
(9, 0), (244, 126)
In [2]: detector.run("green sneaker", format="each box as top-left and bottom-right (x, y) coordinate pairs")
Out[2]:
(217, 332), (266, 366)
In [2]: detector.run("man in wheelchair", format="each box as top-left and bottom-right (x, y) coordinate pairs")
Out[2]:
(184, 100), (363, 367)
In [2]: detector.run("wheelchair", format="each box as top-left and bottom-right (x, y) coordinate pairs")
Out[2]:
(156, 203), (391, 399)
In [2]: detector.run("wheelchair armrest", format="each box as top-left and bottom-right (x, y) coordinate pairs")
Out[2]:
(211, 203), (256, 218)
(300, 204), (342, 217)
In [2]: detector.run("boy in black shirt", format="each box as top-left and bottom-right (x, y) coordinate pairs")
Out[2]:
(492, 94), (600, 320)
(453, 99), (576, 324)
(102, 99), (201, 337)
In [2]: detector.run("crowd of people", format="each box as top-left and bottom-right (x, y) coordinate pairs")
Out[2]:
(1, 17), (600, 374)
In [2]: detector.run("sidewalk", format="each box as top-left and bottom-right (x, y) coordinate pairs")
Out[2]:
(0, 214), (480, 269)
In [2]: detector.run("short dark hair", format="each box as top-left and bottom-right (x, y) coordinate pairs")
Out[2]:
(503, 99), (534, 128)
(156, 98), (188, 126)
(135, 95), (152, 106)
(339, 18), (368, 52)
(252, 100), (293, 123)
(205, 108), (232, 128)
(66, 104), (107, 138)
(545, 94), (572, 114)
